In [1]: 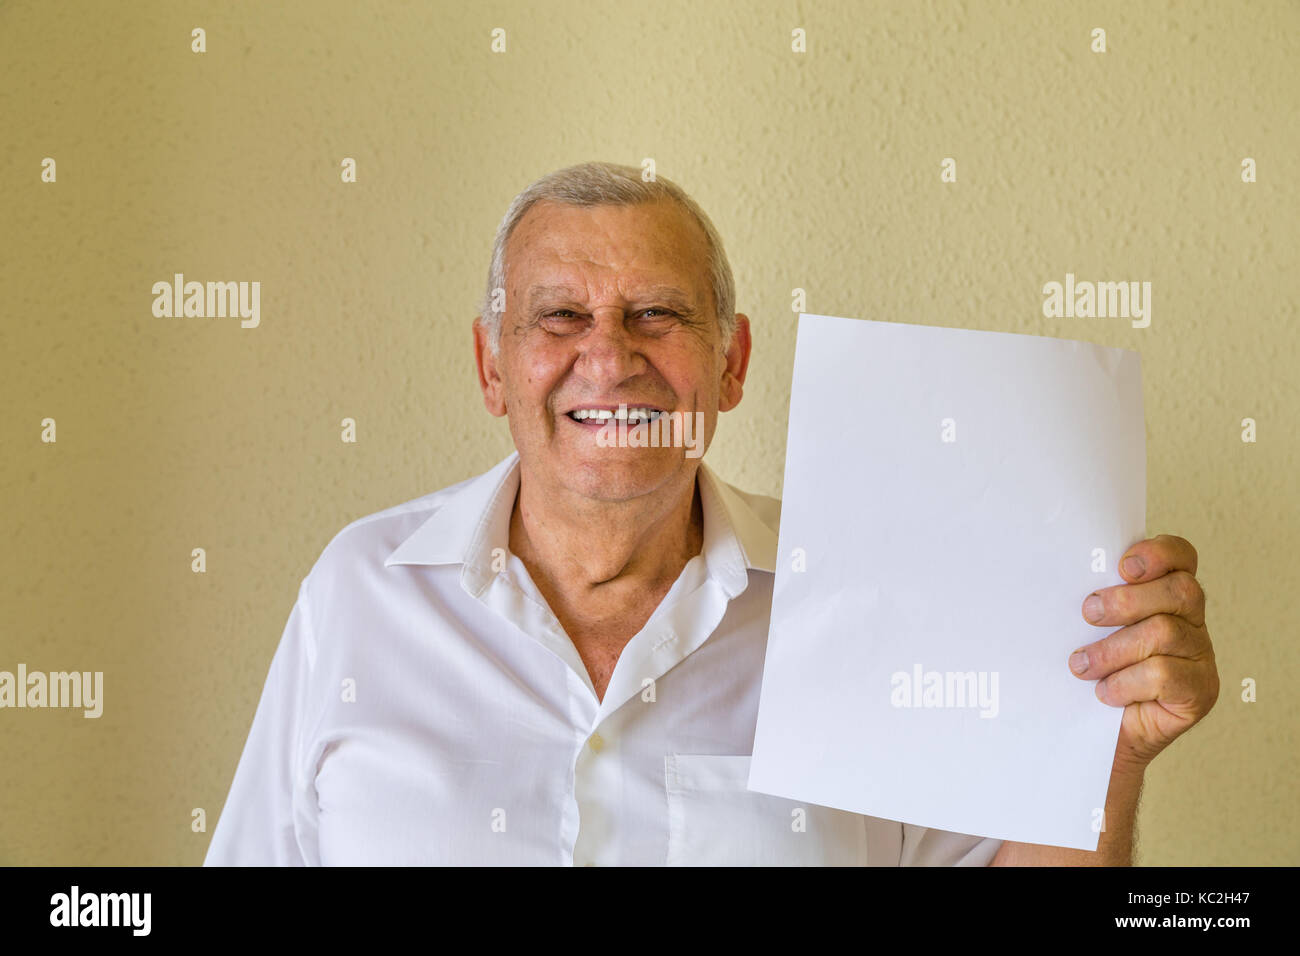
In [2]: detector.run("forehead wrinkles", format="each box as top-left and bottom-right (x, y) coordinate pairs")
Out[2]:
(507, 203), (711, 312)
(523, 276), (699, 314)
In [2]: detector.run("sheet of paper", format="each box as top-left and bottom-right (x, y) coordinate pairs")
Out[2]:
(747, 314), (1145, 851)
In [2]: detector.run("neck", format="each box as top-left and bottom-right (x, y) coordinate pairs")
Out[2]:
(509, 464), (705, 598)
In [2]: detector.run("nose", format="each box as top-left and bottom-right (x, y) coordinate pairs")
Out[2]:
(573, 308), (647, 386)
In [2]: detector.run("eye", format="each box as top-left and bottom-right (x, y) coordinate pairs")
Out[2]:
(539, 310), (587, 332)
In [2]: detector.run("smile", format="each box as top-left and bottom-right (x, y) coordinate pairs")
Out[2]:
(566, 406), (666, 425)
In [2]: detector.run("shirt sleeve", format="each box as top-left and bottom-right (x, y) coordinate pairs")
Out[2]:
(898, 823), (1003, 866)
(204, 577), (320, 866)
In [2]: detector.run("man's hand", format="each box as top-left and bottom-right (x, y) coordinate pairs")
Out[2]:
(1069, 533), (1220, 774)
(992, 534), (1219, 866)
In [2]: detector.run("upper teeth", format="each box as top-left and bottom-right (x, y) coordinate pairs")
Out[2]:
(571, 407), (663, 421)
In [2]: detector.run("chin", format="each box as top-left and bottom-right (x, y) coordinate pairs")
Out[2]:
(561, 452), (687, 502)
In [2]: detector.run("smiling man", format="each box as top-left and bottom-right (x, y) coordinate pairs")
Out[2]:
(204, 161), (1218, 866)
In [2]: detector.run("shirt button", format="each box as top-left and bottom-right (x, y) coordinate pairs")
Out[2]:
(587, 732), (605, 753)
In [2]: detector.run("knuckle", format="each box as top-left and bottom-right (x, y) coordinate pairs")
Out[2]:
(1171, 571), (1203, 609)
(1151, 613), (1181, 649)
(1085, 638), (1108, 670)
(1129, 623), (1154, 662)
(1097, 674), (1116, 702)
(1108, 585), (1133, 617)
(1190, 624), (1214, 658)
(1149, 655), (1177, 689)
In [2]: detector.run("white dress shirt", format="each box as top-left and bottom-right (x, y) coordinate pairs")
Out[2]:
(204, 451), (1003, 866)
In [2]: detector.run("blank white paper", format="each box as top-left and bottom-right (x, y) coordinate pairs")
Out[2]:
(747, 314), (1145, 851)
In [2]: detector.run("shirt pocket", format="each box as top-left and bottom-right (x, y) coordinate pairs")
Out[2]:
(664, 754), (869, 866)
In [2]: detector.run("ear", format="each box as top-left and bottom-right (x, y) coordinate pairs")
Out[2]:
(718, 313), (752, 413)
(472, 316), (508, 417)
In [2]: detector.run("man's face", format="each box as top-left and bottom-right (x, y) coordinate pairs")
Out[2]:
(474, 198), (750, 503)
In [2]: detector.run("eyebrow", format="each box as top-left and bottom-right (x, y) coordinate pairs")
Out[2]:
(525, 284), (698, 311)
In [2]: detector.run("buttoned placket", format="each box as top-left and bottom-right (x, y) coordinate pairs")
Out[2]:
(438, 455), (761, 867)
(465, 541), (744, 866)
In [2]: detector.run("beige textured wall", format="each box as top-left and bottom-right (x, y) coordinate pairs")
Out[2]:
(1, 0), (1295, 865)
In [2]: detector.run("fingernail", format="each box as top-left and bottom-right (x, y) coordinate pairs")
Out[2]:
(1069, 650), (1089, 674)
(1083, 594), (1104, 623)
(1122, 555), (1145, 578)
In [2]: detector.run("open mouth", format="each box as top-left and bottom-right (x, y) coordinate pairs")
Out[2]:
(565, 406), (667, 427)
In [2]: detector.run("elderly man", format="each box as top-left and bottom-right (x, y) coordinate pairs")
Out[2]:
(205, 161), (1218, 866)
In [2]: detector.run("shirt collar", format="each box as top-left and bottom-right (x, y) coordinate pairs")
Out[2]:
(383, 451), (776, 597)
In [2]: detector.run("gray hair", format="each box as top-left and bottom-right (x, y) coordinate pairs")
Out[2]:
(479, 161), (736, 354)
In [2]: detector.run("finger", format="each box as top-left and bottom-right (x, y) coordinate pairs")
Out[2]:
(1094, 655), (1211, 710)
(1082, 570), (1206, 628)
(1068, 614), (1210, 679)
(1118, 534), (1199, 582)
